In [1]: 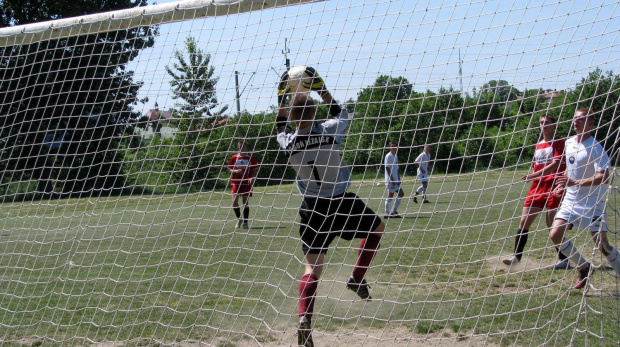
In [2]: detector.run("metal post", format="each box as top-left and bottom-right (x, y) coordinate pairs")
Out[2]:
(235, 71), (241, 117)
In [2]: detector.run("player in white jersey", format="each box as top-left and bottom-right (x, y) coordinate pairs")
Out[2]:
(413, 145), (432, 203)
(276, 73), (385, 347)
(384, 140), (405, 218)
(550, 108), (620, 289)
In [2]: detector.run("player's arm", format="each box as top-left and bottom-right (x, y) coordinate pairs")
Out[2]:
(566, 169), (609, 187)
(385, 166), (394, 186)
(249, 156), (259, 183)
(228, 156), (239, 174)
(522, 160), (560, 181)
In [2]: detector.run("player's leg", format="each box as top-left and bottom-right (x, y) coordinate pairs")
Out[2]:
(545, 189), (569, 267)
(590, 221), (620, 277)
(299, 252), (324, 322)
(241, 193), (250, 229)
(348, 222), (383, 300)
(550, 217), (591, 289)
(414, 177), (429, 203)
(413, 176), (423, 203)
(545, 208), (569, 269)
(391, 188), (405, 216)
(421, 182), (430, 202)
(504, 206), (541, 265)
(385, 191), (394, 217)
(340, 193), (384, 300)
(352, 222), (384, 280)
(297, 197), (330, 323)
(231, 189), (243, 228)
(298, 252), (323, 347)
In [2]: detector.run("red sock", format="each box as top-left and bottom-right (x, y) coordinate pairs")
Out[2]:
(352, 233), (381, 281)
(299, 273), (319, 321)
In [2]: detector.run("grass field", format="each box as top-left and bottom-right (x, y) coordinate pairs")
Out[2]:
(0, 170), (618, 346)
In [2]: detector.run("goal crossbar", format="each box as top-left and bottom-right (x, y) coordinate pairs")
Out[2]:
(0, 0), (322, 47)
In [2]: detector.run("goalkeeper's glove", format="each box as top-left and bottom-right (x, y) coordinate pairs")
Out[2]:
(277, 70), (291, 106)
(302, 66), (329, 98)
(328, 102), (342, 117)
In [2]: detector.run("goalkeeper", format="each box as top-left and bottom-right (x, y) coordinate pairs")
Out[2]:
(276, 68), (385, 347)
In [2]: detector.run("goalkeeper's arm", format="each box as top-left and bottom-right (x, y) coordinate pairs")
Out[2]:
(302, 66), (341, 117)
(276, 66), (342, 120)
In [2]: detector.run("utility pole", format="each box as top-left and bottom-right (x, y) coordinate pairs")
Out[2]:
(459, 49), (464, 98)
(282, 38), (291, 71)
(235, 71), (241, 117)
(234, 71), (256, 117)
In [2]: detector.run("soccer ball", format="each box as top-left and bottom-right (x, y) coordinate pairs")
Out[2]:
(287, 65), (313, 93)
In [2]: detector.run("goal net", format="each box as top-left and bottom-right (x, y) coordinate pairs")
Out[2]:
(0, 0), (618, 345)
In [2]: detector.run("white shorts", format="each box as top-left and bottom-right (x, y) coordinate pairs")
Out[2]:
(555, 204), (608, 232)
(386, 183), (402, 194)
(418, 174), (429, 184)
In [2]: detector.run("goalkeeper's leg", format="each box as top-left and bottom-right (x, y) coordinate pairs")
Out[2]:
(298, 253), (323, 346)
(348, 223), (384, 300)
(299, 253), (323, 322)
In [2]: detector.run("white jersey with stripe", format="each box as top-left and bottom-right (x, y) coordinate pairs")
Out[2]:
(277, 111), (351, 197)
(562, 135), (610, 208)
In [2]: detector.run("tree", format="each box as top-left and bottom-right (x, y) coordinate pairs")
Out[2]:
(345, 75), (414, 174)
(0, 0), (156, 199)
(163, 36), (228, 189)
(550, 68), (620, 157)
(474, 80), (520, 130)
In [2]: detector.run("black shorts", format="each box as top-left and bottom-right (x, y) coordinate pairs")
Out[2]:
(299, 192), (382, 254)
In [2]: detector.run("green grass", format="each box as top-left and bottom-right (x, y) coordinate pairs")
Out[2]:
(0, 170), (618, 346)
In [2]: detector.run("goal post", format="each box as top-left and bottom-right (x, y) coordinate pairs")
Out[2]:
(0, 0), (618, 346)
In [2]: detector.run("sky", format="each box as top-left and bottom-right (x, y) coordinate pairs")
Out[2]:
(127, 0), (620, 116)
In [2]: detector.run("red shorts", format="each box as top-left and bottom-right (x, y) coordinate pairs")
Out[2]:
(232, 183), (253, 197)
(523, 179), (563, 210)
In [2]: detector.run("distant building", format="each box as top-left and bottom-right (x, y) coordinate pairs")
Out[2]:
(211, 118), (230, 127)
(144, 103), (173, 121)
(516, 89), (560, 103)
(143, 102), (175, 136)
(541, 89), (559, 103)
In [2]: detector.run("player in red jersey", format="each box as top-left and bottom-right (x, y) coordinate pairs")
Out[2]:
(503, 114), (569, 269)
(228, 141), (258, 229)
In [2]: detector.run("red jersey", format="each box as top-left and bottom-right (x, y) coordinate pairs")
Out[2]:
(532, 137), (566, 182)
(228, 153), (258, 184)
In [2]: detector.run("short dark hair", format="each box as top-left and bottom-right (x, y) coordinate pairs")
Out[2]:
(576, 108), (595, 120)
(540, 114), (557, 123)
(290, 94), (316, 121)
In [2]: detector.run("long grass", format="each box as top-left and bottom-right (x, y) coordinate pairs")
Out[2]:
(0, 170), (618, 346)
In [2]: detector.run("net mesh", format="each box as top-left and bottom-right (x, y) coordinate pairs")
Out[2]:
(0, 0), (618, 346)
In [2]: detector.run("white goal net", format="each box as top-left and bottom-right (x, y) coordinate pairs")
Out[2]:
(0, 0), (618, 346)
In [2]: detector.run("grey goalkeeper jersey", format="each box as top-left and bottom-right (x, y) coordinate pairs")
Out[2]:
(277, 110), (351, 197)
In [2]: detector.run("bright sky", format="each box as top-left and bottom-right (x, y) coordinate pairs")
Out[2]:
(128, 0), (620, 116)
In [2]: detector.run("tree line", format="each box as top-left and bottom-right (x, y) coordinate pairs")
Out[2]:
(127, 53), (619, 194)
(0, 3), (618, 200)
